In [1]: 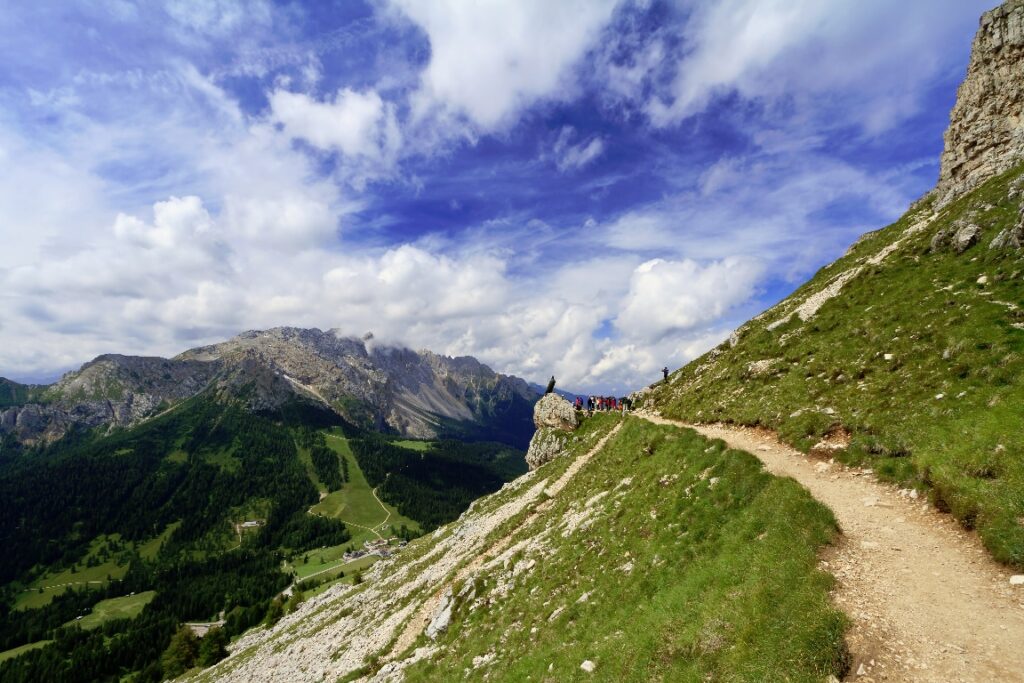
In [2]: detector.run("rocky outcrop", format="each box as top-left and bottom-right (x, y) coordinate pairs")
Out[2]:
(936, 0), (1024, 205)
(525, 394), (579, 470)
(531, 393), (579, 431)
(0, 393), (167, 445)
(931, 220), (983, 254)
(990, 207), (1024, 248)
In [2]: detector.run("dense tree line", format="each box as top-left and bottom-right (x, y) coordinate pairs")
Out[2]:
(349, 437), (525, 530)
(0, 549), (288, 682)
(0, 394), (351, 681)
(310, 442), (345, 490)
(0, 387), (525, 678)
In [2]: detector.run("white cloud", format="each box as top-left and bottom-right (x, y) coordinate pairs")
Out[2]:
(270, 88), (401, 163)
(645, 0), (992, 132)
(615, 258), (762, 341)
(552, 126), (606, 172)
(390, 0), (620, 130)
(113, 195), (213, 249)
(164, 0), (272, 37)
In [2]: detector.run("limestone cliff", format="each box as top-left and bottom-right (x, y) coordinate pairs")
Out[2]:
(936, 0), (1024, 205)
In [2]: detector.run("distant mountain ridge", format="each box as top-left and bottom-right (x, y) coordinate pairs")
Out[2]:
(0, 327), (538, 448)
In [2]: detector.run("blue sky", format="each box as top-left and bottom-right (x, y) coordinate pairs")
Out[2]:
(0, 0), (997, 392)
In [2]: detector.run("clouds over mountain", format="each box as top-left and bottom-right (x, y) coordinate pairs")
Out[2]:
(0, 0), (994, 391)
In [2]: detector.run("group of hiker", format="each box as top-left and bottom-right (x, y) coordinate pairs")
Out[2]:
(574, 395), (632, 414)
(543, 366), (669, 415)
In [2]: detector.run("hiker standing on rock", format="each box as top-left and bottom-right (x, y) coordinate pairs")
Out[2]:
(545, 376), (556, 394)
(662, 366), (669, 382)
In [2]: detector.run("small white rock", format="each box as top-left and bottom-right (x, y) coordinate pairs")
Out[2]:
(1010, 575), (1024, 585)
(883, 353), (894, 361)
(935, 393), (945, 400)
(857, 662), (868, 676)
(580, 660), (596, 673)
(977, 275), (989, 285)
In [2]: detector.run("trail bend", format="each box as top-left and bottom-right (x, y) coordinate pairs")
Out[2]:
(637, 413), (1024, 683)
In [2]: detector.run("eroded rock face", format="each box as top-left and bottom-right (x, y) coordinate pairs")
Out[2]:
(525, 428), (571, 471)
(931, 220), (984, 254)
(936, 0), (1024, 205)
(525, 394), (579, 470)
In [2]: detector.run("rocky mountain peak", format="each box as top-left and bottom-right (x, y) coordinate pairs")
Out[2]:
(936, 0), (1024, 205)
(2, 327), (538, 447)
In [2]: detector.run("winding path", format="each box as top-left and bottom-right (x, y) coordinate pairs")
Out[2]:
(322, 434), (393, 539)
(638, 413), (1024, 683)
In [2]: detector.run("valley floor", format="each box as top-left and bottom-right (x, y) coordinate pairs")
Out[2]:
(638, 413), (1024, 682)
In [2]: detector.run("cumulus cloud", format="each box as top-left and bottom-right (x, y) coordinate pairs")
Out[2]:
(270, 88), (400, 161)
(615, 258), (763, 341)
(390, 0), (620, 130)
(0, 0), (983, 395)
(0, 175), (763, 393)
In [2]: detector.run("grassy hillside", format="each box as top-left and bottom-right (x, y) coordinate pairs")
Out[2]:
(309, 434), (419, 543)
(197, 414), (846, 682)
(404, 418), (845, 682)
(651, 164), (1024, 566)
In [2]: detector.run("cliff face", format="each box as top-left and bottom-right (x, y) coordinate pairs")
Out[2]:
(0, 355), (221, 445)
(936, 0), (1024, 205)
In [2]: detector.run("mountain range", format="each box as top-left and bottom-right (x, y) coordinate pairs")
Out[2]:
(0, 327), (537, 449)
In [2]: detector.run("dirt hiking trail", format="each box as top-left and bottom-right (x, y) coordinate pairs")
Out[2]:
(638, 413), (1024, 683)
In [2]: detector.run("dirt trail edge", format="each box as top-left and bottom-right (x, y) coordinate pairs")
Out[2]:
(638, 414), (1024, 683)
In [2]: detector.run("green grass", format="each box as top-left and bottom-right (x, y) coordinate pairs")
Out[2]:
(392, 439), (431, 452)
(403, 417), (846, 682)
(14, 525), (176, 609)
(292, 543), (390, 581)
(653, 164), (1024, 566)
(0, 640), (52, 663)
(309, 434), (419, 546)
(165, 449), (188, 464)
(63, 590), (156, 630)
(138, 521), (180, 560)
(15, 554), (128, 610)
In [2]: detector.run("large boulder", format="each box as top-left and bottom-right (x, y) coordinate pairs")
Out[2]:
(525, 394), (579, 471)
(533, 393), (578, 431)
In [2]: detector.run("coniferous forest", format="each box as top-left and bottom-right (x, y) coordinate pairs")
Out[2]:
(0, 389), (524, 681)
